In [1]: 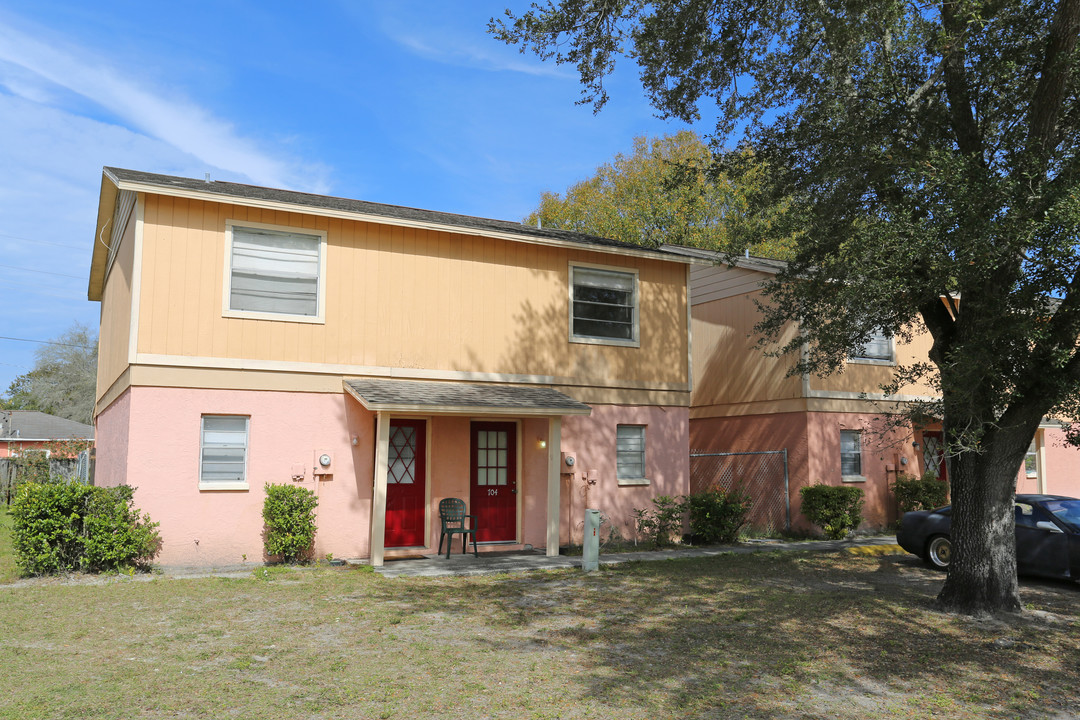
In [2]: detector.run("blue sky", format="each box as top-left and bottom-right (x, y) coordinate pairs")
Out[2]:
(0, 1), (703, 395)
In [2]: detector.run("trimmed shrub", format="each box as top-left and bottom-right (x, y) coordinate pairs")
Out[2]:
(685, 487), (752, 544)
(799, 484), (864, 540)
(633, 495), (685, 548)
(263, 484), (319, 562)
(10, 480), (160, 575)
(892, 470), (949, 514)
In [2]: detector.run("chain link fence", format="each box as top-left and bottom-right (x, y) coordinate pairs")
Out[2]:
(690, 450), (790, 533)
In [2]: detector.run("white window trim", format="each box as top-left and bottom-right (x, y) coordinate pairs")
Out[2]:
(199, 414), (250, 491)
(848, 333), (895, 365)
(840, 429), (864, 481)
(568, 261), (640, 348)
(1025, 431), (1044, 491)
(616, 424), (649, 486)
(222, 219), (328, 324)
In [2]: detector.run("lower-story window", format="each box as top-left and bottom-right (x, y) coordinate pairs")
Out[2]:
(840, 430), (863, 478)
(616, 425), (647, 485)
(200, 415), (249, 489)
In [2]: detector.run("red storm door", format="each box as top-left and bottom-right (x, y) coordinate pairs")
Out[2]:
(470, 422), (518, 543)
(385, 419), (426, 548)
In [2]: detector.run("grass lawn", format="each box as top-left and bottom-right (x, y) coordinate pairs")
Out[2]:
(0, 507), (16, 584)
(0, 549), (1077, 719)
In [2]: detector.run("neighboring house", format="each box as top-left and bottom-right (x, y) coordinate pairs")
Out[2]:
(668, 246), (1080, 531)
(88, 168), (692, 566)
(0, 410), (94, 457)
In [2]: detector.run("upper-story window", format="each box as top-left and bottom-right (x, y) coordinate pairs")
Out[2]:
(851, 330), (893, 363)
(570, 264), (639, 346)
(225, 222), (326, 322)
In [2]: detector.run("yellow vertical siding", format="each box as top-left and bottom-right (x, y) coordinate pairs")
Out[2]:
(132, 196), (688, 388)
(691, 291), (802, 408)
(95, 205), (137, 398)
(810, 319), (938, 397)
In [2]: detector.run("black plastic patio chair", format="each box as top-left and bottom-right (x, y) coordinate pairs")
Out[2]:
(437, 497), (478, 559)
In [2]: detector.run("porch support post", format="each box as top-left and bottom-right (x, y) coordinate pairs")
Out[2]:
(370, 411), (390, 567)
(546, 416), (562, 557)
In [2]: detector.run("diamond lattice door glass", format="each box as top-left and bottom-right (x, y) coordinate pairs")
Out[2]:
(470, 422), (517, 543)
(385, 420), (426, 548)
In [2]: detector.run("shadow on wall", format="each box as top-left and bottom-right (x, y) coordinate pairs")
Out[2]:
(693, 294), (800, 408)
(453, 260), (687, 386)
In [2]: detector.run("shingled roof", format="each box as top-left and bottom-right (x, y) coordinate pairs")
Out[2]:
(0, 411), (94, 441)
(344, 378), (591, 416)
(102, 167), (676, 257)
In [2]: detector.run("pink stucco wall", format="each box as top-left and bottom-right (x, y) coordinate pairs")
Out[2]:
(115, 386), (374, 565)
(690, 411), (921, 534)
(94, 389), (131, 487)
(806, 412), (920, 528)
(1020, 427), (1080, 497)
(106, 386), (686, 565)
(560, 404), (689, 545)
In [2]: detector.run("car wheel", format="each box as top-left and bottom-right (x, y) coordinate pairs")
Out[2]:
(926, 535), (952, 570)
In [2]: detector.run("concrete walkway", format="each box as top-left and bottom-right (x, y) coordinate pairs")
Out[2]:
(371, 535), (902, 578)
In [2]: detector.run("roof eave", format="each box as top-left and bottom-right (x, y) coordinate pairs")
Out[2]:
(343, 383), (591, 417)
(88, 170), (120, 301)
(109, 173), (690, 265)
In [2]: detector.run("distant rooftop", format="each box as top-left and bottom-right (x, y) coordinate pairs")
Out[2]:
(0, 411), (94, 441)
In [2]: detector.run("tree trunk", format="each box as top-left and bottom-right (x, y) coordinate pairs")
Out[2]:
(936, 443), (1022, 615)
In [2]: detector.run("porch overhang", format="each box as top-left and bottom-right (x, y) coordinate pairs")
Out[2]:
(343, 378), (592, 416)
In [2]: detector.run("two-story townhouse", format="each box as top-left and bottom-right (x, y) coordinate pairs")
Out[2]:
(669, 246), (1080, 532)
(88, 168), (692, 566)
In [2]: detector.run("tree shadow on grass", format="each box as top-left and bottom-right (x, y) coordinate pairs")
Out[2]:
(364, 551), (1080, 719)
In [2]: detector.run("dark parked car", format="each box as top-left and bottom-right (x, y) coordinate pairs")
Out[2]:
(897, 494), (1080, 580)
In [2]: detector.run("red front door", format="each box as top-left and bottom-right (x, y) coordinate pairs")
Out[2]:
(470, 422), (517, 543)
(385, 419), (426, 548)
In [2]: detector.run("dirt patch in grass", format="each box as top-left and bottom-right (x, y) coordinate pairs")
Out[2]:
(0, 550), (1077, 719)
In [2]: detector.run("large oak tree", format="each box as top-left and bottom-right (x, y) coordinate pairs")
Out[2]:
(493, 0), (1080, 615)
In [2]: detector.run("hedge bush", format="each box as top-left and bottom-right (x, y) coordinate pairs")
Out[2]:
(892, 470), (949, 514)
(685, 487), (752, 544)
(632, 495), (685, 548)
(10, 480), (160, 575)
(262, 483), (319, 562)
(799, 484), (864, 539)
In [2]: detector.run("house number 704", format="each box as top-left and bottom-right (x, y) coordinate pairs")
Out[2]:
(488, 488), (498, 496)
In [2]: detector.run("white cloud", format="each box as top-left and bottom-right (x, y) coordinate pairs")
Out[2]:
(383, 24), (569, 78)
(0, 20), (328, 194)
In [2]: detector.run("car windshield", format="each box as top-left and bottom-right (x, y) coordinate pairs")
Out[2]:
(1041, 499), (1080, 532)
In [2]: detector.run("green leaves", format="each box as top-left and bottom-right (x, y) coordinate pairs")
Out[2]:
(799, 485), (864, 540)
(524, 131), (796, 257)
(10, 481), (160, 575)
(262, 484), (319, 563)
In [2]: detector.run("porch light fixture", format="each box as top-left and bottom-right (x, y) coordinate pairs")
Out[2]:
(912, 441), (921, 450)
(537, 437), (547, 449)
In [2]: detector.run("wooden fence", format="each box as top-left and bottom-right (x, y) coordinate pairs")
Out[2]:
(0, 458), (82, 505)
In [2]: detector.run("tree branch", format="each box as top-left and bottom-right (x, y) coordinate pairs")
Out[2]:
(1027, 0), (1080, 178)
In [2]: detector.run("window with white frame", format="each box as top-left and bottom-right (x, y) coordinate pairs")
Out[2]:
(200, 415), (249, 488)
(571, 266), (638, 344)
(1025, 436), (1040, 480)
(616, 425), (647, 483)
(851, 330), (893, 362)
(840, 430), (863, 477)
(227, 224), (323, 318)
